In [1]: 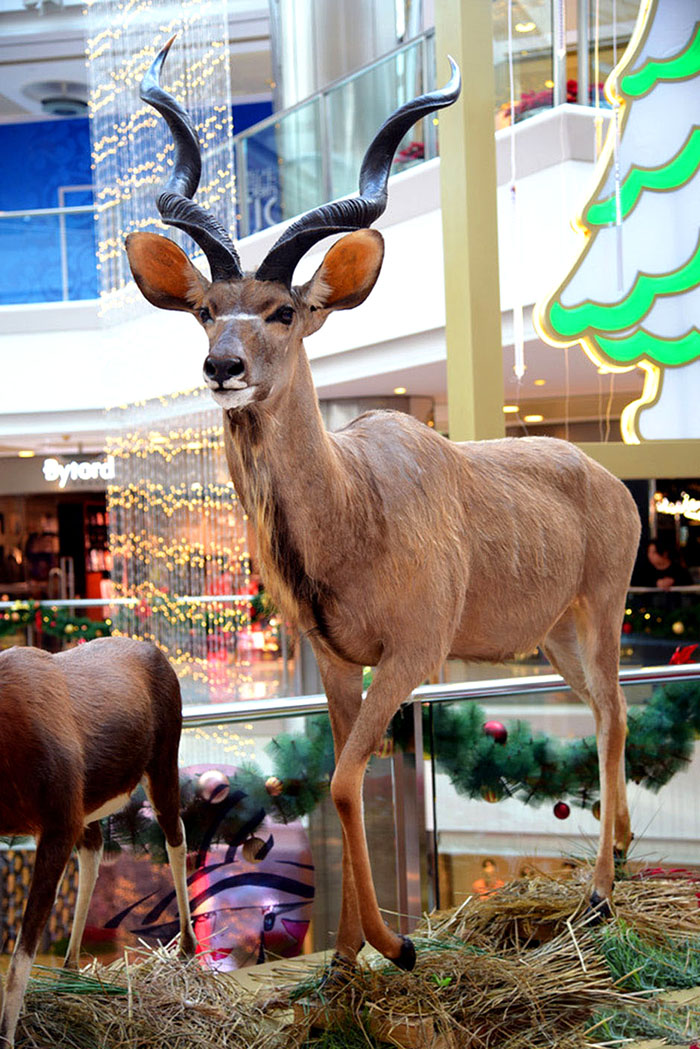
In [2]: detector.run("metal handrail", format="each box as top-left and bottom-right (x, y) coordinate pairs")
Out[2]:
(0, 205), (95, 219)
(0, 594), (258, 610)
(181, 662), (700, 728)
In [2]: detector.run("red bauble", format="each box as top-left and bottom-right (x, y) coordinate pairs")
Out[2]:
(197, 769), (230, 804)
(553, 801), (570, 820)
(483, 720), (508, 745)
(622, 623), (632, 634)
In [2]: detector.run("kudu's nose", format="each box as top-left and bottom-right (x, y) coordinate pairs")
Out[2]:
(203, 355), (245, 386)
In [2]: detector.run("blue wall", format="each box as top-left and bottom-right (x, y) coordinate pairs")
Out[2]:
(0, 101), (273, 305)
(0, 117), (93, 210)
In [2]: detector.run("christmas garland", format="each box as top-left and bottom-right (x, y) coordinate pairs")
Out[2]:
(0, 602), (35, 637)
(99, 678), (700, 862)
(102, 715), (336, 865)
(0, 601), (111, 643)
(429, 677), (700, 808)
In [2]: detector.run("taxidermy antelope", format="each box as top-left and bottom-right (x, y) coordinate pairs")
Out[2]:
(126, 39), (641, 976)
(0, 638), (196, 1047)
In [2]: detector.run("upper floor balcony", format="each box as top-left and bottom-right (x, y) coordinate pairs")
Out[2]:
(0, 7), (627, 308)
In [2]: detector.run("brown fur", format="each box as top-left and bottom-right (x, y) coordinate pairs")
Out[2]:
(126, 227), (641, 971)
(0, 638), (196, 1047)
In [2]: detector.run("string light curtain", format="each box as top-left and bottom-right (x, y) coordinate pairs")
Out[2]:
(106, 391), (257, 703)
(85, 0), (236, 318)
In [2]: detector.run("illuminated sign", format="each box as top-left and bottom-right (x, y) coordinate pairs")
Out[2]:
(534, 0), (700, 443)
(655, 492), (700, 522)
(42, 455), (116, 489)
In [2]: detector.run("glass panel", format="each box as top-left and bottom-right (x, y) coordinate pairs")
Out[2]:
(0, 709), (403, 969)
(0, 208), (98, 305)
(492, 0), (554, 127)
(240, 97), (323, 235)
(326, 38), (429, 202)
(429, 672), (700, 913)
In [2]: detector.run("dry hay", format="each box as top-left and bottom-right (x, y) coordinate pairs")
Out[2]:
(283, 929), (632, 1049)
(273, 869), (700, 1049)
(11, 869), (700, 1049)
(15, 944), (273, 1049)
(428, 864), (700, 950)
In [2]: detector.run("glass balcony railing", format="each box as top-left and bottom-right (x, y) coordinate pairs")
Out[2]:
(235, 31), (437, 238)
(1, 663), (697, 970)
(0, 204), (98, 306)
(1, 6), (636, 307)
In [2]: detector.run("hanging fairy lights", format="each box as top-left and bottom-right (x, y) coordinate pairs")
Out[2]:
(106, 389), (258, 701)
(85, 0), (236, 317)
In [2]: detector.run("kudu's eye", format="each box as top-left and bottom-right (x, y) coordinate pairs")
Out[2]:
(267, 305), (295, 326)
(199, 306), (213, 325)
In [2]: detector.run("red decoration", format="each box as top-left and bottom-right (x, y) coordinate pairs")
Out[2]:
(553, 801), (570, 820)
(481, 787), (500, 803)
(591, 800), (601, 821)
(622, 622), (632, 634)
(670, 643), (699, 665)
(483, 720), (508, 744)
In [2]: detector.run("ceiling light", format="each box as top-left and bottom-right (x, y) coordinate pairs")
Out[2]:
(515, 21), (537, 33)
(503, 405), (519, 414)
(18, 450), (35, 458)
(393, 386), (407, 395)
(533, 379), (547, 386)
(524, 414), (544, 423)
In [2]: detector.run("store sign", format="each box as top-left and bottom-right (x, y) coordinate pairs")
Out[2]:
(43, 455), (116, 489)
(655, 492), (700, 522)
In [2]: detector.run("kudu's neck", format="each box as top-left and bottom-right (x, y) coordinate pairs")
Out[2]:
(223, 343), (346, 616)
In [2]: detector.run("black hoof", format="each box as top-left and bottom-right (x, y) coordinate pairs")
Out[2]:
(587, 890), (613, 923)
(392, 935), (416, 972)
(318, 950), (357, 992)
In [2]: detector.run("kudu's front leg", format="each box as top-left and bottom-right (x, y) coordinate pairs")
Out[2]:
(330, 655), (431, 970)
(316, 655), (364, 972)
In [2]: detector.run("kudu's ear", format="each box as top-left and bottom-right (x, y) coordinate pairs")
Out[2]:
(125, 232), (210, 312)
(300, 229), (384, 315)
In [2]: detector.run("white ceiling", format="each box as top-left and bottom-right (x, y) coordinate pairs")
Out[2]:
(0, 0), (272, 121)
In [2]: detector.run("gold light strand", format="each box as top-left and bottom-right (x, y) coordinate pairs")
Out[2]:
(106, 391), (263, 701)
(86, 0), (236, 319)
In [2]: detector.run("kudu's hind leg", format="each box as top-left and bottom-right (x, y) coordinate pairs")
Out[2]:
(316, 656), (364, 971)
(542, 606), (631, 910)
(64, 821), (104, 969)
(0, 829), (75, 1048)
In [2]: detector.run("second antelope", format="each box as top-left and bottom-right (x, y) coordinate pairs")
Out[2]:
(127, 39), (641, 975)
(0, 638), (196, 1048)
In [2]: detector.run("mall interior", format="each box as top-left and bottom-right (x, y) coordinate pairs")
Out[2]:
(0, 0), (699, 971)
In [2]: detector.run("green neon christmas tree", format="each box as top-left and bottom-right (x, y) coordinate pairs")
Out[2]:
(535, 0), (700, 441)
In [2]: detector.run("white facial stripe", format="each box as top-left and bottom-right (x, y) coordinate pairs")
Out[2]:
(216, 312), (262, 323)
(211, 387), (257, 410)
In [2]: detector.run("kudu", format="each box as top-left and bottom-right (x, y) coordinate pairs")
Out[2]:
(126, 39), (641, 974)
(0, 638), (196, 1048)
